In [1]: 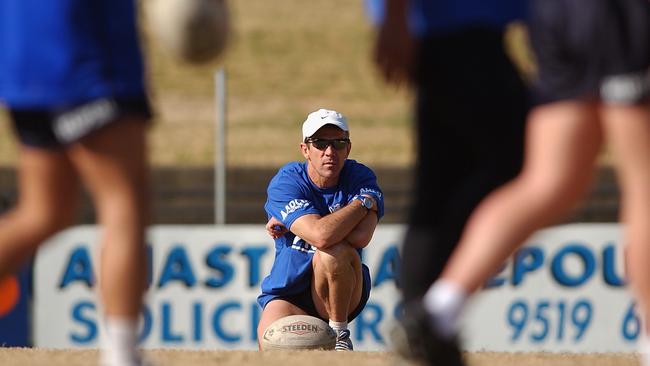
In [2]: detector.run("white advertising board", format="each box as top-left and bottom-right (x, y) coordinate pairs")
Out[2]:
(462, 223), (637, 352)
(33, 223), (640, 352)
(33, 225), (403, 350)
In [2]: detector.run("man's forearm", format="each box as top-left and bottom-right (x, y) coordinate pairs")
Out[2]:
(344, 211), (378, 249)
(309, 200), (370, 248)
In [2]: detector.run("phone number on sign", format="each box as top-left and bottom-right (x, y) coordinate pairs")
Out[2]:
(506, 298), (641, 343)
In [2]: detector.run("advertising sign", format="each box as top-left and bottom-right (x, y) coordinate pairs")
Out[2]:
(33, 225), (402, 350)
(33, 223), (639, 352)
(0, 264), (31, 346)
(462, 223), (636, 352)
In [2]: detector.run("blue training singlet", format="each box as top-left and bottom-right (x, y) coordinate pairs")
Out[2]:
(257, 160), (384, 309)
(366, 0), (527, 36)
(0, 0), (147, 108)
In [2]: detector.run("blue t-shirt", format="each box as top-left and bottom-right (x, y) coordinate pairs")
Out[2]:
(0, 0), (146, 108)
(366, 0), (527, 36)
(257, 160), (384, 309)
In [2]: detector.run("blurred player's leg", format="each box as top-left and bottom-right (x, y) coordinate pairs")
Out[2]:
(68, 118), (149, 366)
(431, 101), (602, 334)
(0, 148), (79, 278)
(600, 103), (650, 365)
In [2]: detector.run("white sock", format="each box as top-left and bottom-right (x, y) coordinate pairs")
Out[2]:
(422, 279), (468, 339)
(329, 320), (348, 332)
(101, 317), (140, 366)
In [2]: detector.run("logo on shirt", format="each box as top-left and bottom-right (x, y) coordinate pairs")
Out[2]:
(291, 236), (315, 253)
(360, 188), (382, 199)
(329, 203), (342, 213)
(281, 199), (310, 220)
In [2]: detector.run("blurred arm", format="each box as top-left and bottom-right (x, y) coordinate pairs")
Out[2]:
(373, 0), (416, 86)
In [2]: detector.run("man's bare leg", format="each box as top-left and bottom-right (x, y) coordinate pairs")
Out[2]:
(256, 299), (309, 349)
(311, 242), (363, 350)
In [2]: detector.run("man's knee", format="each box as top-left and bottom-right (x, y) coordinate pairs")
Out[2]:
(313, 243), (360, 274)
(257, 300), (302, 339)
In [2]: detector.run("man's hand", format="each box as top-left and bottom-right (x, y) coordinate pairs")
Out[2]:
(266, 216), (288, 239)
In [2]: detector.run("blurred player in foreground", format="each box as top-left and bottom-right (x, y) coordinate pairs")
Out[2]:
(391, 0), (650, 365)
(0, 0), (227, 364)
(372, 0), (527, 363)
(257, 109), (384, 351)
(0, 1), (149, 364)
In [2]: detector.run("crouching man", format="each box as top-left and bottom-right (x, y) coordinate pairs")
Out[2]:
(257, 108), (384, 351)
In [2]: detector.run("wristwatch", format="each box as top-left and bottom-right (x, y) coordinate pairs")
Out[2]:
(355, 195), (374, 211)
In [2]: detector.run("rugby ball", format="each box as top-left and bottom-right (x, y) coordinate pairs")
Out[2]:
(261, 315), (336, 350)
(147, 0), (230, 64)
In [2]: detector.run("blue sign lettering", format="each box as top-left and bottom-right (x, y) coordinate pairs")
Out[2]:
(487, 242), (626, 289)
(603, 244), (626, 287)
(70, 301), (97, 343)
(158, 246), (197, 288)
(205, 246), (234, 288)
(212, 301), (242, 343)
(551, 244), (595, 287)
(161, 303), (183, 343)
(240, 246), (268, 288)
(193, 302), (202, 342)
(506, 298), (593, 343)
(354, 302), (383, 343)
(374, 245), (400, 288)
(60, 247), (95, 288)
(512, 246), (544, 286)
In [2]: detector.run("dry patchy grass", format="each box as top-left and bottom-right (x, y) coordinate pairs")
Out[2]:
(144, 0), (413, 168)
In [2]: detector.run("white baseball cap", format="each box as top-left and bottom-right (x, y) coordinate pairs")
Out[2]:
(302, 108), (349, 141)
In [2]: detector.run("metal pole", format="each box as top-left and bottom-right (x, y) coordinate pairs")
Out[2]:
(215, 69), (226, 225)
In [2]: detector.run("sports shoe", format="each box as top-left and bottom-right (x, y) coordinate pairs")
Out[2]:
(391, 301), (464, 366)
(335, 329), (354, 351)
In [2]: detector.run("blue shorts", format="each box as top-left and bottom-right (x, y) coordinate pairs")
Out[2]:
(260, 263), (372, 322)
(9, 96), (151, 149)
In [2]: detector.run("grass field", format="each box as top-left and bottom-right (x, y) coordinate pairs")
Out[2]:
(0, 349), (641, 366)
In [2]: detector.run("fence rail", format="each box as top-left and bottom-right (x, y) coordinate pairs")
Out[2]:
(0, 166), (619, 224)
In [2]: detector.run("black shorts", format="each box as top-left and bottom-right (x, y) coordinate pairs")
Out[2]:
(9, 96), (152, 149)
(529, 0), (650, 104)
(278, 264), (371, 323)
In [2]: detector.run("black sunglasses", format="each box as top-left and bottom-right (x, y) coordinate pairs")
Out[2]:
(305, 138), (350, 151)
